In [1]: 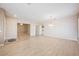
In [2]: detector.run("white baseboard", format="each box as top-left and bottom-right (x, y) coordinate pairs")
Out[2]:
(43, 35), (78, 41)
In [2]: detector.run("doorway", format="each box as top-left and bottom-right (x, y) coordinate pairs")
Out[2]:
(17, 23), (30, 40)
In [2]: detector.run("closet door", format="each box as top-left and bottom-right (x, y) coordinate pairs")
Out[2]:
(0, 9), (5, 45)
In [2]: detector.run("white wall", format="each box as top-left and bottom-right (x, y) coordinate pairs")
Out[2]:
(30, 24), (36, 36)
(78, 16), (79, 40)
(17, 19), (34, 24)
(36, 25), (42, 36)
(0, 9), (5, 44)
(43, 16), (77, 41)
(6, 16), (17, 40)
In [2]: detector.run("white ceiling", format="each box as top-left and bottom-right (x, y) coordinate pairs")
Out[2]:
(0, 3), (79, 23)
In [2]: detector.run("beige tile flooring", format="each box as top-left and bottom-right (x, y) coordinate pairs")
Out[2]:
(0, 36), (79, 56)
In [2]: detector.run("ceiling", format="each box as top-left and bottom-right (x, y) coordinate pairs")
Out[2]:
(0, 3), (79, 23)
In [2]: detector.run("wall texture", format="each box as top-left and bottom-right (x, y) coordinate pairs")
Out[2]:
(78, 16), (79, 40)
(30, 24), (36, 36)
(0, 8), (6, 45)
(36, 25), (42, 36)
(6, 16), (17, 40)
(43, 16), (77, 41)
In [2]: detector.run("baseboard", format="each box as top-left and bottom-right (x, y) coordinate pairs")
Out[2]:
(43, 35), (78, 41)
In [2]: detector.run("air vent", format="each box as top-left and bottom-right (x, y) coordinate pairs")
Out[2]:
(8, 39), (16, 42)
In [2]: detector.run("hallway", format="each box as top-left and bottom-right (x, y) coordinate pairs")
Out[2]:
(17, 23), (30, 41)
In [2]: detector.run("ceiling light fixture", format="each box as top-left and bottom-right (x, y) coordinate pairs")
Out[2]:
(48, 16), (55, 27)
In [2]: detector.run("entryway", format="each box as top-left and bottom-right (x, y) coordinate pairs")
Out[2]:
(17, 23), (30, 41)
